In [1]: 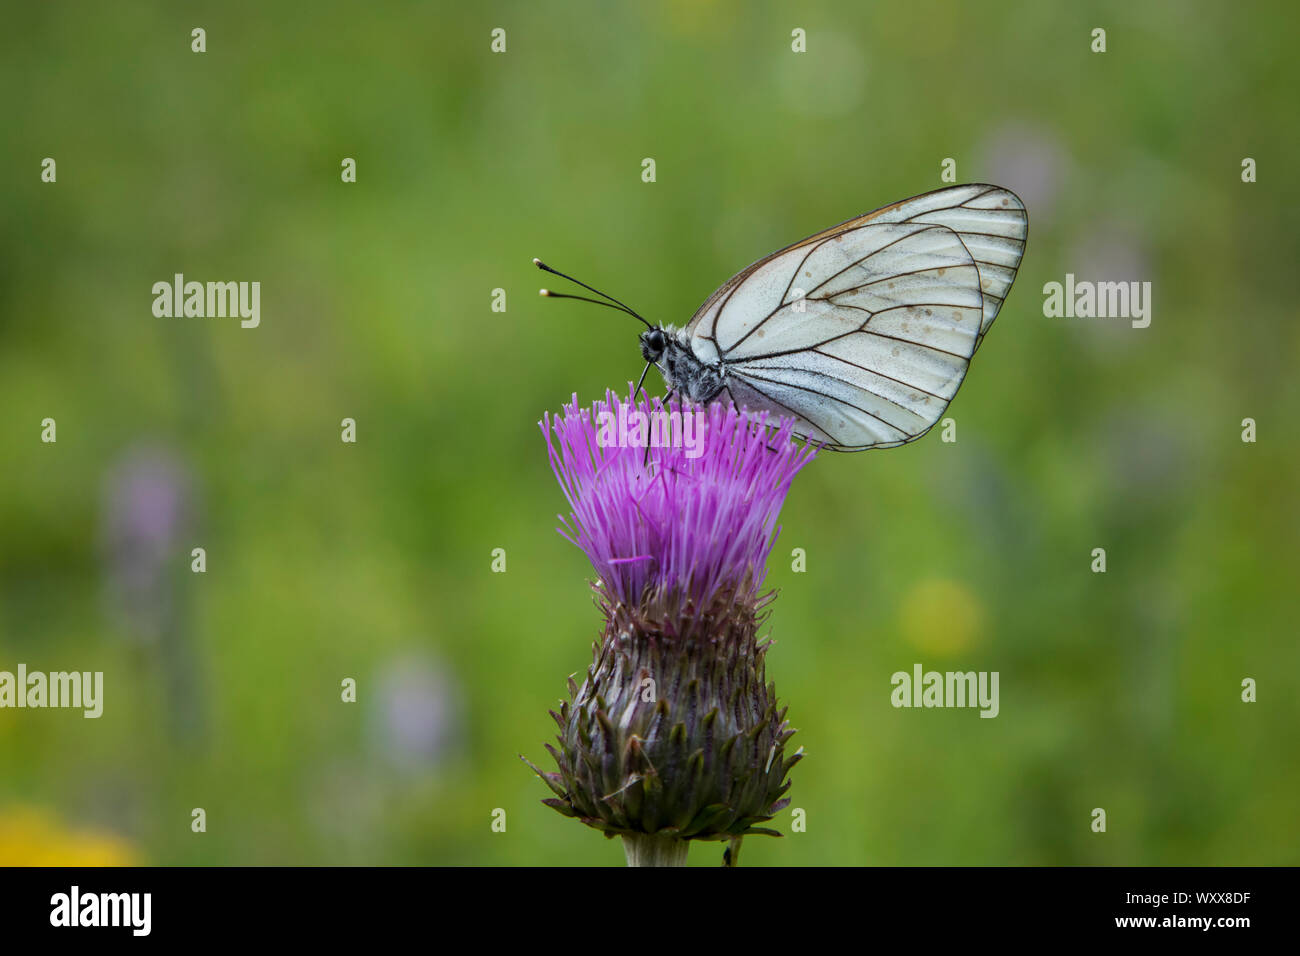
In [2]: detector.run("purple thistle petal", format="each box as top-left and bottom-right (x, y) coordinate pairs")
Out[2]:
(540, 387), (816, 611)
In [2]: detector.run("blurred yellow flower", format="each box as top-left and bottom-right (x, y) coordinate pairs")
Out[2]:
(664, 0), (734, 36)
(897, 578), (985, 657)
(0, 806), (138, 866)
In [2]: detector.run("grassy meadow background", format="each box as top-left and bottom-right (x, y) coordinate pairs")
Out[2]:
(1, 1), (1297, 865)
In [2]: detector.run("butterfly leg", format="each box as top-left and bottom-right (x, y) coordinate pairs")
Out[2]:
(632, 361), (653, 403)
(642, 387), (678, 472)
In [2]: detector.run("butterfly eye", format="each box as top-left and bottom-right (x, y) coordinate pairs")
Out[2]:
(640, 329), (666, 361)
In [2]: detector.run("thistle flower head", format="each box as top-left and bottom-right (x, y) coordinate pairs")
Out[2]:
(530, 389), (815, 860)
(542, 388), (816, 616)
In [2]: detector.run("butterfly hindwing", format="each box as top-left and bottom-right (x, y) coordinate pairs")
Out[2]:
(861, 184), (1026, 343)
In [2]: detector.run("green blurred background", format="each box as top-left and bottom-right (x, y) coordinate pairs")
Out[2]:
(1, 0), (1297, 866)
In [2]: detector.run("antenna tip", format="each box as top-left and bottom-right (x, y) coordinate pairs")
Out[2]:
(532, 258), (544, 267)
(538, 288), (551, 296)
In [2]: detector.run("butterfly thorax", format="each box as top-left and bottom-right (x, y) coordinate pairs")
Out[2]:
(640, 325), (726, 403)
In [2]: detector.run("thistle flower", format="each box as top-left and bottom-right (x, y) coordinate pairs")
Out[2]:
(527, 388), (815, 866)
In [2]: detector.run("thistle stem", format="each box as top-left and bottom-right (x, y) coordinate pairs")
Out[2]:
(621, 833), (689, 867)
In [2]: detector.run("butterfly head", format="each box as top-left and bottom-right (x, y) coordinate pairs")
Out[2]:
(639, 327), (668, 363)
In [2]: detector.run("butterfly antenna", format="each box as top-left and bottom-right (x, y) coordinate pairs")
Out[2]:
(534, 258), (653, 329)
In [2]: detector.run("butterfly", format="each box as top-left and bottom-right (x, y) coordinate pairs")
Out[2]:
(536, 183), (1027, 450)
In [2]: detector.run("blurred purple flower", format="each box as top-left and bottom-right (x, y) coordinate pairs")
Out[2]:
(979, 121), (1069, 224)
(370, 652), (460, 773)
(1065, 220), (1154, 356)
(100, 446), (206, 743)
(100, 447), (192, 644)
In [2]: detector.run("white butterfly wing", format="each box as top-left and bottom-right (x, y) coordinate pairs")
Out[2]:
(684, 184), (1026, 450)
(705, 222), (984, 449)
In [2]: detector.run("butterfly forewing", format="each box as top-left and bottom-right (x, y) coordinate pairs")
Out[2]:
(684, 184), (1026, 450)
